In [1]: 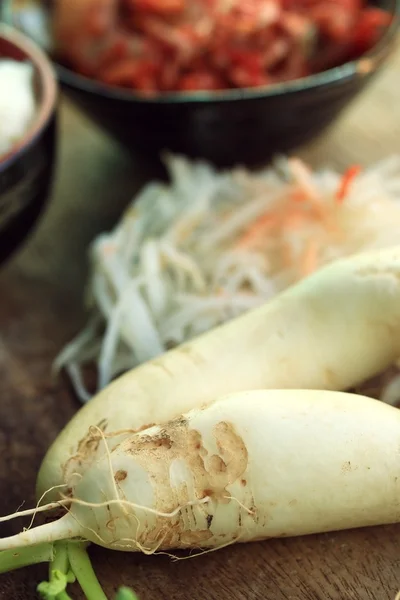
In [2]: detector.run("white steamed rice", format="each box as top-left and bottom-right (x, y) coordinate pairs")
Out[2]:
(0, 59), (36, 158)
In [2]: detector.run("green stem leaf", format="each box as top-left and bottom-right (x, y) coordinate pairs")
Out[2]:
(68, 542), (108, 600)
(37, 569), (71, 599)
(51, 542), (69, 580)
(36, 542), (75, 600)
(0, 543), (54, 573)
(115, 587), (140, 600)
(55, 593), (74, 600)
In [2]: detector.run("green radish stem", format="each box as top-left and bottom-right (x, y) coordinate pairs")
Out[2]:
(115, 588), (139, 600)
(68, 543), (108, 600)
(36, 541), (107, 600)
(0, 534), (109, 599)
(36, 542), (74, 600)
(0, 542), (54, 573)
(50, 542), (70, 580)
(37, 569), (74, 600)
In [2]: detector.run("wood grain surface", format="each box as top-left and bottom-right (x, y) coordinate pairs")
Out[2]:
(1, 47), (400, 600)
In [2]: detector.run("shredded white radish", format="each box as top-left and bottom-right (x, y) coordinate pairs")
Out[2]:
(55, 154), (400, 402)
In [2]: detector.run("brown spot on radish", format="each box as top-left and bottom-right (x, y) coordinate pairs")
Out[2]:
(63, 422), (109, 483)
(97, 418), (108, 431)
(178, 345), (205, 367)
(106, 518), (117, 531)
(188, 429), (204, 453)
(114, 470), (127, 482)
(248, 503), (257, 521)
(212, 421), (248, 485)
(106, 503), (113, 519)
(151, 359), (174, 378)
(190, 506), (198, 527)
(134, 430), (173, 452)
(134, 423), (156, 433)
(241, 479), (247, 486)
(342, 461), (358, 473)
(180, 530), (213, 546)
(208, 455), (227, 473)
(206, 514), (213, 528)
(117, 414), (248, 551)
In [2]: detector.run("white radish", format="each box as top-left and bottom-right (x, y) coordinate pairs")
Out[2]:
(4, 389), (400, 558)
(38, 245), (400, 501)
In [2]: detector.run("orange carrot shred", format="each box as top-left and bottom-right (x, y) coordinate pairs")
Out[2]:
(290, 189), (307, 203)
(284, 208), (308, 230)
(300, 239), (319, 277)
(236, 213), (278, 249)
(336, 165), (362, 203)
(281, 240), (293, 269)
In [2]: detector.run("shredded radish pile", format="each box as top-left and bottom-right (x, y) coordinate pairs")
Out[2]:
(55, 154), (400, 403)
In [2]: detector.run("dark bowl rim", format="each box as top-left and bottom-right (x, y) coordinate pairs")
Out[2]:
(55, 0), (400, 105)
(0, 23), (58, 170)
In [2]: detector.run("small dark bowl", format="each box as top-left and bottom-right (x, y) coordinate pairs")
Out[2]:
(56, 0), (400, 168)
(0, 24), (58, 264)
(10, 1), (400, 169)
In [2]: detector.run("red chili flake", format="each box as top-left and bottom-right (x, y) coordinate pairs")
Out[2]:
(178, 71), (225, 91)
(336, 165), (362, 203)
(352, 7), (393, 55)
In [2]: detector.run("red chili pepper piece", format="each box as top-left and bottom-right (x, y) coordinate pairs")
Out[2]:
(336, 165), (362, 203)
(352, 8), (392, 55)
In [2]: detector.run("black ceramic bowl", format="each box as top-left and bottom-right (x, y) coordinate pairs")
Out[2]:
(0, 24), (57, 264)
(10, 1), (400, 168)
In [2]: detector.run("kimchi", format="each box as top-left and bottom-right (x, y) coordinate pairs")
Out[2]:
(53, 0), (392, 93)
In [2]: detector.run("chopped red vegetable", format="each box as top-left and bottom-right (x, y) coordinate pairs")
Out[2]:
(336, 165), (362, 203)
(352, 7), (393, 55)
(52, 0), (392, 94)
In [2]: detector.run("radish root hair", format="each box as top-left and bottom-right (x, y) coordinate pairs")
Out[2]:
(0, 502), (67, 524)
(64, 507), (107, 547)
(112, 532), (169, 555)
(0, 493), (211, 539)
(61, 495), (212, 519)
(0, 485), (70, 525)
(91, 425), (124, 515)
(223, 495), (255, 515)
(87, 428), (144, 440)
(158, 536), (242, 562)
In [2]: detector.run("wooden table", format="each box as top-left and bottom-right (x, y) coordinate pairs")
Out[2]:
(2, 48), (400, 600)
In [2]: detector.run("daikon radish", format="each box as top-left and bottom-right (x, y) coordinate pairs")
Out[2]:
(38, 245), (400, 501)
(3, 389), (400, 594)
